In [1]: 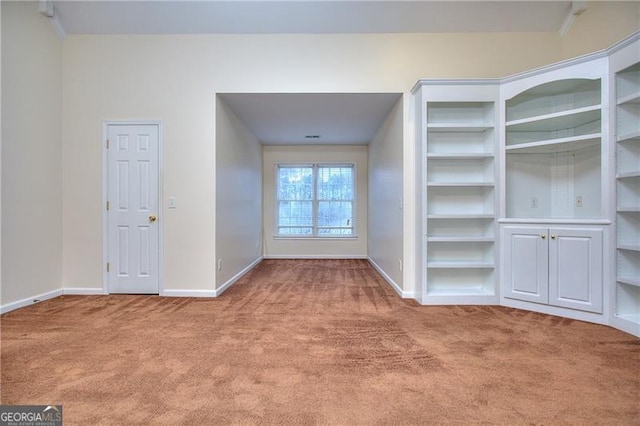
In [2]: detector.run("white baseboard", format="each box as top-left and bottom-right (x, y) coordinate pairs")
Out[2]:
(63, 288), (106, 295)
(215, 256), (263, 296)
(264, 255), (368, 259)
(161, 289), (216, 298)
(500, 297), (607, 326)
(0, 288), (64, 314)
(610, 315), (640, 338)
(368, 258), (413, 298)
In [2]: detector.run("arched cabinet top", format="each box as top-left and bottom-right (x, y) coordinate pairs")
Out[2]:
(506, 78), (601, 123)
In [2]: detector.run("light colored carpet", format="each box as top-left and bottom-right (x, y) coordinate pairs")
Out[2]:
(1, 259), (639, 424)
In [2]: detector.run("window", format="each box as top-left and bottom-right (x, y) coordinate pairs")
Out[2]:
(277, 164), (355, 237)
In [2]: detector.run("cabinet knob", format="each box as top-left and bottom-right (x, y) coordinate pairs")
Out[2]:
(541, 234), (546, 239)
(551, 234), (557, 239)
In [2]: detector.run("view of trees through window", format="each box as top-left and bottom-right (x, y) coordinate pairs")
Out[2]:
(277, 164), (354, 237)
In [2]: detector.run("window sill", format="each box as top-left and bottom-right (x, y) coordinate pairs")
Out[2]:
(273, 236), (358, 241)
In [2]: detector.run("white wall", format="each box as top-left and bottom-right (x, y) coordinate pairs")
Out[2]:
(61, 32), (565, 295)
(215, 96), (262, 291)
(1, 1), (63, 307)
(1, 3), (635, 302)
(0, 0), (3, 306)
(368, 97), (404, 291)
(263, 145), (368, 258)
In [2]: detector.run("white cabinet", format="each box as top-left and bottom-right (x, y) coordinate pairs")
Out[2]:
(499, 56), (610, 323)
(610, 35), (640, 336)
(503, 226), (603, 313)
(412, 81), (499, 304)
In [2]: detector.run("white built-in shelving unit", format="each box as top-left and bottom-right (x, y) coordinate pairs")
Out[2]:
(410, 33), (640, 337)
(612, 46), (640, 336)
(500, 57), (608, 320)
(412, 83), (499, 304)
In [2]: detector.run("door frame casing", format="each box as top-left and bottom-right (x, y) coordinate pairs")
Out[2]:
(102, 120), (164, 295)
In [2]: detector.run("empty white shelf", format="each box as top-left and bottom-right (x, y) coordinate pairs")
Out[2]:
(618, 243), (640, 252)
(505, 133), (601, 154)
(426, 153), (494, 159)
(618, 130), (640, 143)
(617, 171), (640, 179)
(427, 236), (494, 242)
(427, 182), (495, 187)
(427, 261), (495, 268)
(505, 105), (601, 131)
(427, 214), (495, 219)
(426, 124), (493, 132)
(426, 287), (495, 296)
(618, 277), (640, 288)
(617, 91), (640, 105)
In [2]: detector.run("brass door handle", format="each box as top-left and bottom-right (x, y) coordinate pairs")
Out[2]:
(149, 215), (157, 223)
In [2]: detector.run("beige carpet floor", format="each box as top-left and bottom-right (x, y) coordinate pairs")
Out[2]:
(1, 259), (639, 424)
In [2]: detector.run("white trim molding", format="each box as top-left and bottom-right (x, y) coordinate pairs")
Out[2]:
(215, 257), (263, 296)
(0, 289), (63, 314)
(162, 289), (217, 298)
(368, 258), (413, 298)
(63, 288), (106, 296)
(50, 14), (67, 40)
(559, 1), (588, 38)
(265, 255), (368, 259)
(411, 78), (501, 94)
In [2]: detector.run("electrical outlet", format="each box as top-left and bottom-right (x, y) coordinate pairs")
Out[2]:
(531, 197), (538, 208)
(217, 259), (222, 271)
(576, 195), (583, 207)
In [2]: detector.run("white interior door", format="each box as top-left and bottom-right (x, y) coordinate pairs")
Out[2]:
(107, 124), (160, 294)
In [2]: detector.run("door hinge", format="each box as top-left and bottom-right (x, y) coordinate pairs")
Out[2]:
(106, 262), (110, 272)
(106, 201), (110, 210)
(106, 139), (110, 149)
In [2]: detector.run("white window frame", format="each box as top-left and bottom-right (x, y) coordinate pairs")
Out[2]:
(275, 162), (357, 239)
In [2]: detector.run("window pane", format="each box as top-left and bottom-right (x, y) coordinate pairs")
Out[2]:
(318, 201), (352, 227)
(278, 227), (313, 236)
(278, 167), (313, 200)
(276, 163), (355, 238)
(318, 228), (353, 236)
(317, 167), (353, 201)
(278, 201), (312, 227)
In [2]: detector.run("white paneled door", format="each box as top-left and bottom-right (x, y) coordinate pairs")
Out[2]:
(106, 124), (160, 294)
(549, 228), (603, 313)
(503, 226), (549, 304)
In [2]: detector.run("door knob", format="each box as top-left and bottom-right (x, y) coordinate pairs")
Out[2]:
(149, 214), (157, 223)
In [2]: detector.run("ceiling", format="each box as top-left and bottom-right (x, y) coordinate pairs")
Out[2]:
(52, 1), (572, 35)
(218, 93), (402, 145)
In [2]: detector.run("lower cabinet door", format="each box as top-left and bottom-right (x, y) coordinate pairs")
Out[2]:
(503, 226), (549, 304)
(548, 227), (603, 313)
